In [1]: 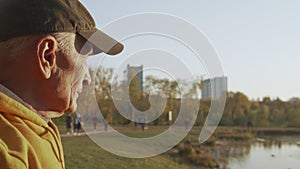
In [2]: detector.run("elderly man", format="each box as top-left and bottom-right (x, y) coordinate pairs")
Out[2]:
(0, 0), (123, 168)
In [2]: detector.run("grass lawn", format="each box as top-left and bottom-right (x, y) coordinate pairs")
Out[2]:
(59, 121), (256, 169)
(61, 126), (192, 169)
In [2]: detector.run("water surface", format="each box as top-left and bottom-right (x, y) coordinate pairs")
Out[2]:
(228, 137), (300, 169)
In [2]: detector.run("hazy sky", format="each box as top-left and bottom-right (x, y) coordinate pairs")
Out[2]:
(81, 0), (300, 101)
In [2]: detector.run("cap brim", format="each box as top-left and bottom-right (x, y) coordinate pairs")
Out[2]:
(77, 28), (124, 55)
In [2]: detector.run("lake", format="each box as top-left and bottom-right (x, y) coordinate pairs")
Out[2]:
(228, 136), (300, 169)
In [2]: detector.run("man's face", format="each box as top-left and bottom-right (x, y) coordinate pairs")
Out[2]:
(67, 56), (90, 113)
(53, 34), (92, 113)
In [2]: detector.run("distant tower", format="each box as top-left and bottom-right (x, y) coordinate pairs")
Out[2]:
(202, 79), (212, 99)
(126, 65), (144, 123)
(201, 76), (227, 99)
(214, 77), (227, 98)
(127, 64), (143, 91)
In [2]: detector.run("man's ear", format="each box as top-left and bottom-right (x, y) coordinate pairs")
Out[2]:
(36, 36), (57, 79)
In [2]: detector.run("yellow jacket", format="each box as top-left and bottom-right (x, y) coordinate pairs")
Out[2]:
(0, 92), (65, 169)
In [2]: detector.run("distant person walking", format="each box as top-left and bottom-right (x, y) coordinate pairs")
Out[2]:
(104, 118), (108, 131)
(93, 116), (98, 130)
(141, 118), (146, 131)
(74, 115), (82, 135)
(66, 114), (72, 134)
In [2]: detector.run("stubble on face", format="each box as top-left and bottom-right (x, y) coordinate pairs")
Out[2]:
(49, 34), (92, 115)
(64, 38), (92, 113)
(66, 59), (89, 113)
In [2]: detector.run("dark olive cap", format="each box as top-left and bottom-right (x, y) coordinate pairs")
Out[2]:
(0, 0), (123, 55)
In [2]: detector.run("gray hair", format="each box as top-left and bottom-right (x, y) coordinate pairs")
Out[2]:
(50, 32), (76, 55)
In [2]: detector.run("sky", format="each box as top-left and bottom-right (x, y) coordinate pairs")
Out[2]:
(81, 0), (300, 101)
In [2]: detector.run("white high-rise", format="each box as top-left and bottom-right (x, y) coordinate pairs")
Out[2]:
(201, 76), (227, 99)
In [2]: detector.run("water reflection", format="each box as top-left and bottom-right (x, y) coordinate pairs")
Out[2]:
(229, 142), (251, 159)
(227, 136), (300, 169)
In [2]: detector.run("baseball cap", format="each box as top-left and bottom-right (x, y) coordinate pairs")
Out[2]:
(0, 0), (123, 55)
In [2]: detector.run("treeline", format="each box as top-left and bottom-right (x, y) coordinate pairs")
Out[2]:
(75, 68), (300, 128)
(221, 92), (300, 127)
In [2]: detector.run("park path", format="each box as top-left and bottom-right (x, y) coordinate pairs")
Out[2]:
(60, 130), (111, 137)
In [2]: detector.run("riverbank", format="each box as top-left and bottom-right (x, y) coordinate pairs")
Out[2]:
(164, 127), (255, 169)
(177, 126), (300, 169)
(58, 124), (300, 169)
(61, 126), (260, 169)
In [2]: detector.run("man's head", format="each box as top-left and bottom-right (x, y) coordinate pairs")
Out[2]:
(0, 0), (123, 118)
(0, 32), (90, 118)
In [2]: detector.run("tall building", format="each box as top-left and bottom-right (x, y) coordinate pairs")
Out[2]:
(126, 64), (143, 91)
(201, 76), (227, 99)
(126, 65), (144, 122)
(201, 79), (211, 99)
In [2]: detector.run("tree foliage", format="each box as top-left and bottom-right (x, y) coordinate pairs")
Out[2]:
(82, 67), (300, 127)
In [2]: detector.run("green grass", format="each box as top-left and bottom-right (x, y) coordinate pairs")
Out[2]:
(62, 136), (190, 169)
(60, 125), (255, 169)
(62, 126), (192, 169)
